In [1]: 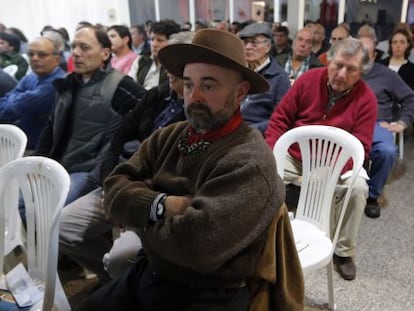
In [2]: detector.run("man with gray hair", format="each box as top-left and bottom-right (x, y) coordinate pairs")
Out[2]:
(0, 36), (65, 149)
(266, 37), (378, 281)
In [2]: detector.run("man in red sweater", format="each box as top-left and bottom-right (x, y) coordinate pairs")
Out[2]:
(265, 37), (377, 281)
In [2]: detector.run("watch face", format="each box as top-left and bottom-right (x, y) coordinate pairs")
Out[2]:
(156, 203), (164, 216)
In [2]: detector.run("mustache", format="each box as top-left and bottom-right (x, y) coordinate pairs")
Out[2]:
(186, 102), (213, 116)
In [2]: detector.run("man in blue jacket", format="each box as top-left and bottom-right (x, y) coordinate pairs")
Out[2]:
(0, 36), (65, 150)
(238, 22), (290, 134)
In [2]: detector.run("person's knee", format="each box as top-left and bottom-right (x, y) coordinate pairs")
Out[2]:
(371, 142), (397, 163)
(103, 230), (142, 279)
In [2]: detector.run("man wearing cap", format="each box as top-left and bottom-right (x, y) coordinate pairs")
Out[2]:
(238, 22), (290, 134)
(75, 29), (304, 311)
(0, 32), (28, 80)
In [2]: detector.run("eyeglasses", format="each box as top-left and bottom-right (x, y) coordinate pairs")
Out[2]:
(27, 51), (58, 59)
(242, 38), (269, 47)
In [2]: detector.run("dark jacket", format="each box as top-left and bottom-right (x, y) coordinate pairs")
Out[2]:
(240, 57), (290, 134)
(35, 68), (145, 173)
(0, 52), (28, 80)
(100, 81), (185, 182)
(0, 68), (17, 97)
(379, 57), (414, 90)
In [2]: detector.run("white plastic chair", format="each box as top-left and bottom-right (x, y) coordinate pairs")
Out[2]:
(0, 125), (27, 257)
(3, 64), (18, 78)
(0, 156), (71, 311)
(273, 125), (365, 311)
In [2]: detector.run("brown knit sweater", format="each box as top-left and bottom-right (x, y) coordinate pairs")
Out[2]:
(104, 121), (285, 288)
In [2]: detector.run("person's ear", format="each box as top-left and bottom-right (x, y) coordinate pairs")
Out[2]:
(102, 47), (112, 61)
(236, 80), (250, 102)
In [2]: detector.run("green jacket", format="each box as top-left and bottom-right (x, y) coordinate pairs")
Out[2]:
(0, 52), (28, 80)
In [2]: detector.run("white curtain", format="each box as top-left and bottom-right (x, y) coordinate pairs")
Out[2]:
(0, 0), (130, 42)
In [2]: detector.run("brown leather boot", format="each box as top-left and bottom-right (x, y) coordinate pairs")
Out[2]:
(333, 254), (356, 280)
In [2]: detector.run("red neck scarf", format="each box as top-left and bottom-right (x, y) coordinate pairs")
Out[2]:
(178, 110), (243, 155)
(188, 110), (243, 144)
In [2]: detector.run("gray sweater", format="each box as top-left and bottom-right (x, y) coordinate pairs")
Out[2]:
(363, 62), (414, 125)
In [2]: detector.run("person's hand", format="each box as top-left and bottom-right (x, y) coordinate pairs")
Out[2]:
(379, 121), (405, 133)
(388, 122), (406, 133)
(164, 195), (192, 218)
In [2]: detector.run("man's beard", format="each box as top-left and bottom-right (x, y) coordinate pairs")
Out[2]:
(185, 94), (237, 133)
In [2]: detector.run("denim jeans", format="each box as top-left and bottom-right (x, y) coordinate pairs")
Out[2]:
(368, 123), (398, 198)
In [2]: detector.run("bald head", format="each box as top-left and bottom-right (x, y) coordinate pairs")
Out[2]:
(330, 26), (349, 45)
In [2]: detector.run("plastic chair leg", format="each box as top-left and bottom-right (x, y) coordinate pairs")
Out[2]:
(327, 260), (336, 310)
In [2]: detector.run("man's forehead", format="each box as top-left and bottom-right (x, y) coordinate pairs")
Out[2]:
(74, 28), (99, 45)
(29, 38), (53, 50)
(333, 52), (362, 65)
(297, 30), (312, 40)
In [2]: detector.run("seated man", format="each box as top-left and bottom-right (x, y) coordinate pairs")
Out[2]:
(59, 32), (194, 282)
(275, 27), (323, 84)
(359, 36), (414, 218)
(35, 25), (145, 205)
(238, 22), (290, 134)
(266, 38), (377, 281)
(128, 20), (181, 89)
(0, 32), (28, 80)
(74, 29), (303, 311)
(0, 36), (65, 149)
(107, 25), (137, 74)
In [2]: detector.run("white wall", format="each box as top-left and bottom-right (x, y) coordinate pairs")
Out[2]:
(0, 0), (131, 41)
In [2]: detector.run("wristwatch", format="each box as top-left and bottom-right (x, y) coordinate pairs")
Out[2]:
(156, 194), (167, 220)
(149, 193), (167, 223)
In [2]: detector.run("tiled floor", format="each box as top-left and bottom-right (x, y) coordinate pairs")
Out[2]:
(61, 130), (414, 311)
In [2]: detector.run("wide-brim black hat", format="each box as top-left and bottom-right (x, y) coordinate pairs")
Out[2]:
(157, 28), (269, 94)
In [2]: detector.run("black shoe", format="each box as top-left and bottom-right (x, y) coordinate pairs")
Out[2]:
(333, 254), (356, 281)
(365, 197), (380, 218)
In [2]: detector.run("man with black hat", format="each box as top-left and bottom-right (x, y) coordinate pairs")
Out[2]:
(74, 29), (304, 311)
(238, 22), (290, 134)
(0, 32), (28, 80)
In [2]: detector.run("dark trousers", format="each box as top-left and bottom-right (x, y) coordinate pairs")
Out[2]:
(74, 253), (250, 311)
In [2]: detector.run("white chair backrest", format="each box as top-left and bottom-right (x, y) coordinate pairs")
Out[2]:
(3, 64), (18, 78)
(0, 124), (27, 165)
(274, 125), (365, 241)
(0, 125), (27, 255)
(0, 156), (70, 311)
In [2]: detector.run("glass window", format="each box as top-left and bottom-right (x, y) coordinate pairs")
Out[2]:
(345, 0), (404, 41)
(159, 0), (189, 25)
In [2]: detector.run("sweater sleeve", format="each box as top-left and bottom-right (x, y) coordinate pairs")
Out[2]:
(110, 76), (146, 115)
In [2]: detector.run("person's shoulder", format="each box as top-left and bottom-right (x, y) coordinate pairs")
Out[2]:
(297, 66), (325, 83)
(309, 54), (324, 68)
